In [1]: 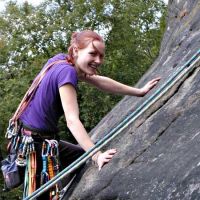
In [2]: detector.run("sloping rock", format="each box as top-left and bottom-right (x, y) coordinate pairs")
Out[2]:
(64, 0), (200, 199)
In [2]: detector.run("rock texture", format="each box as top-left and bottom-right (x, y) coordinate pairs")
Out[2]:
(65, 0), (200, 199)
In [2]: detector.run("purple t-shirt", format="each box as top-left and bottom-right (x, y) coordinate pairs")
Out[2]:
(20, 53), (78, 133)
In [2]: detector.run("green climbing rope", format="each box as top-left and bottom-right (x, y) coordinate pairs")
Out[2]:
(24, 49), (200, 200)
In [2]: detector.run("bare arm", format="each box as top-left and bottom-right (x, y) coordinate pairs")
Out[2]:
(59, 84), (95, 151)
(59, 84), (116, 170)
(80, 75), (160, 96)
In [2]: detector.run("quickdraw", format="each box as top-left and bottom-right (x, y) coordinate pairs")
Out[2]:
(41, 142), (49, 184)
(23, 151), (37, 198)
(6, 121), (22, 153)
(5, 119), (17, 139)
(41, 140), (60, 200)
(22, 132), (37, 199)
(16, 132), (35, 167)
(29, 151), (36, 195)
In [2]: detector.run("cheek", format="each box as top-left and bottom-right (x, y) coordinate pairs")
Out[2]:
(77, 53), (88, 62)
(76, 57), (89, 69)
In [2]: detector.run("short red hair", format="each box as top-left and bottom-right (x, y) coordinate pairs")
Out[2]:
(67, 30), (104, 64)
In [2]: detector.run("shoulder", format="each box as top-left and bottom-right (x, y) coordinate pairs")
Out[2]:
(48, 53), (67, 63)
(43, 53), (78, 87)
(47, 53), (76, 74)
(56, 65), (78, 88)
(55, 64), (77, 77)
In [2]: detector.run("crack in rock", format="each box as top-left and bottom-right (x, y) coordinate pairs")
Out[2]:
(135, 65), (199, 129)
(126, 114), (180, 167)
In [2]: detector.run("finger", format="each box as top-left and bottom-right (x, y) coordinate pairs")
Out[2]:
(105, 158), (112, 162)
(150, 77), (161, 84)
(107, 151), (117, 156)
(99, 158), (111, 165)
(98, 160), (109, 170)
(98, 156), (114, 170)
(155, 77), (161, 80)
(104, 154), (115, 159)
(151, 80), (159, 84)
(147, 83), (157, 90)
(151, 81), (159, 86)
(150, 80), (159, 86)
(106, 149), (117, 154)
(98, 160), (104, 171)
(151, 83), (158, 88)
(152, 77), (161, 81)
(148, 80), (157, 85)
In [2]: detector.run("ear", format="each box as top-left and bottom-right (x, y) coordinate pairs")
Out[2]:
(73, 46), (78, 57)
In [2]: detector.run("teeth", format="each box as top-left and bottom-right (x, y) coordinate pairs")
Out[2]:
(89, 64), (98, 69)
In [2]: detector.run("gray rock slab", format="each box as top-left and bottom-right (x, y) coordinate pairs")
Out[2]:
(63, 0), (200, 199)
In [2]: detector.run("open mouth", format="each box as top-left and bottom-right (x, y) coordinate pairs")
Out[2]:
(89, 64), (100, 74)
(89, 64), (99, 70)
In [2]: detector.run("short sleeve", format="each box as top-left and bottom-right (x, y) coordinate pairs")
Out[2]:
(57, 66), (78, 88)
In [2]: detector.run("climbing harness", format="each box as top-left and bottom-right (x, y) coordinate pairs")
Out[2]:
(24, 49), (200, 200)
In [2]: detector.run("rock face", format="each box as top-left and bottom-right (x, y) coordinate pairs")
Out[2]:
(65, 0), (200, 199)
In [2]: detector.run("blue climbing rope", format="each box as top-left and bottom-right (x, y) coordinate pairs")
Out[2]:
(24, 49), (200, 200)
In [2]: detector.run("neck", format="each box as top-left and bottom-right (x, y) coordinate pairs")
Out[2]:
(73, 65), (86, 79)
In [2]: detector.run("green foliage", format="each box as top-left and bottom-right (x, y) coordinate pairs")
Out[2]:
(0, 0), (166, 198)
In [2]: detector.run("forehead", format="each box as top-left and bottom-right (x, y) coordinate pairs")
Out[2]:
(87, 40), (105, 56)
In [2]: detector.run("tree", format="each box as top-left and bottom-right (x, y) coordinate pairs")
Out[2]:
(0, 0), (166, 197)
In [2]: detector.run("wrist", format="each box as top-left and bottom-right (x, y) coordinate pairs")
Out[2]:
(92, 151), (102, 164)
(139, 88), (147, 97)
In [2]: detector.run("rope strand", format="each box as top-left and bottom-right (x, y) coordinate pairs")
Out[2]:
(11, 60), (67, 125)
(24, 49), (200, 200)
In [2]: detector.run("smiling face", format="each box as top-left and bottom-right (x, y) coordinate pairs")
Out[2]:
(73, 40), (105, 77)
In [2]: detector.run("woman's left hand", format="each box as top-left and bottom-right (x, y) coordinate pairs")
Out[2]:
(140, 77), (161, 96)
(92, 149), (117, 171)
(97, 149), (117, 170)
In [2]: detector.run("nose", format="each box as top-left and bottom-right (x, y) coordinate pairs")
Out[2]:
(95, 56), (102, 64)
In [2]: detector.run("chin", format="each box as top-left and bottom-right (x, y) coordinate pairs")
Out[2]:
(87, 70), (96, 76)
(87, 72), (96, 76)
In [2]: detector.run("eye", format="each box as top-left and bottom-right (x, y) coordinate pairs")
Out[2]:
(89, 52), (97, 56)
(100, 54), (104, 60)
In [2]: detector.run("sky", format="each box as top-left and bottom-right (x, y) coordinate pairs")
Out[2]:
(0, 0), (42, 7)
(0, 0), (169, 12)
(0, 0), (42, 11)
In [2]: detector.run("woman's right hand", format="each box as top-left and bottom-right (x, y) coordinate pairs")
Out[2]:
(93, 149), (117, 170)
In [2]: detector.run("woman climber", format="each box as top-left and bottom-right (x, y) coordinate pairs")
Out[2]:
(8, 30), (160, 199)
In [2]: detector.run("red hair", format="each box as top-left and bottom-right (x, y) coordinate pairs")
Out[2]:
(67, 30), (104, 64)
